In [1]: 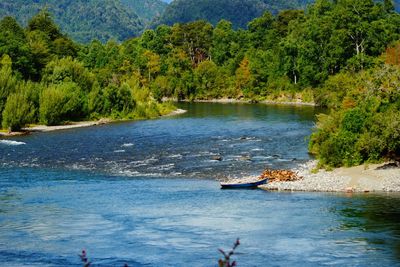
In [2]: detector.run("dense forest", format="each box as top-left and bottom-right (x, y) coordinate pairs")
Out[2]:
(0, 0), (399, 167)
(0, 0), (314, 43)
(0, 10), (175, 132)
(0, 0), (149, 43)
(153, 0), (314, 28)
(2, 0), (399, 43)
(121, 0), (167, 25)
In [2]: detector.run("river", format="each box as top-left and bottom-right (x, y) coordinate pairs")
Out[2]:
(0, 103), (399, 266)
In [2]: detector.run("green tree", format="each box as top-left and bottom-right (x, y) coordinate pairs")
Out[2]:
(0, 57), (18, 123)
(143, 50), (161, 82)
(211, 20), (235, 66)
(247, 11), (275, 49)
(170, 20), (213, 66)
(194, 60), (219, 98)
(0, 16), (33, 78)
(53, 37), (78, 58)
(26, 30), (52, 79)
(2, 92), (34, 131)
(87, 81), (105, 117)
(103, 83), (135, 117)
(27, 10), (62, 41)
(42, 57), (95, 92)
(235, 57), (252, 96)
(39, 82), (85, 125)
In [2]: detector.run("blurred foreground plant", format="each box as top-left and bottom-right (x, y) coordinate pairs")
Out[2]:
(218, 238), (240, 267)
(79, 239), (241, 267)
(79, 250), (91, 267)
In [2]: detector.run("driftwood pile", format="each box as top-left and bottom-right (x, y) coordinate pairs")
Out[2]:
(260, 169), (302, 182)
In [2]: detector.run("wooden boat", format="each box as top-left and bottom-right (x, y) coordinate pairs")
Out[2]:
(220, 178), (268, 189)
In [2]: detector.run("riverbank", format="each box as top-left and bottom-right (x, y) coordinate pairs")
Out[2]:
(0, 119), (112, 137)
(162, 108), (187, 117)
(0, 109), (187, 137)
(164, 98), (317, 106)
(260, 161), (400, 192)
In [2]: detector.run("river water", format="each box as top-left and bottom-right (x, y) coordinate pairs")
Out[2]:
(0, 103), (399, 266)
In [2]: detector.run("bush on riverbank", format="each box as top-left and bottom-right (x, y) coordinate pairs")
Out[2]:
(2, 92), (35, 131)
(309, 64), (400, 167)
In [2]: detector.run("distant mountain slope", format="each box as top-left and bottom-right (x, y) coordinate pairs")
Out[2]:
(0, 0), (398, 43)
(0, 0), (144, 43)
(153, 0), (314, 28)
(154, 0), (400, 28)
(121, 0), (167, 24)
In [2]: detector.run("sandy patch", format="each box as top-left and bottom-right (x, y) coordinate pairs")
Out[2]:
(162, 109), (187, 117)
(260, 161), (400, 192)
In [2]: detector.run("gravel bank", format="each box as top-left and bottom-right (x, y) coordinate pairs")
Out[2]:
(260, 161), (400, 192)
(162, 108), (187, 117)
(178, 98), (316, 106)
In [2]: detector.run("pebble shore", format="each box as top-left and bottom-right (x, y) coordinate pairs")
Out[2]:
(260, 161), (400, 193)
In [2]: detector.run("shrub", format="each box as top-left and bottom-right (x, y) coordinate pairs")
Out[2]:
(341, 107), (368, 133)
(2, 92), (34, 131)
(87, 82), (104, 117)
(310, 65), (400, 167)
(42, 57), (95, 92)
(318, 130), (362, 167)
(0, 61), (18, 122)
(39, 82), (85, 125)
(103, 83), (135, 117)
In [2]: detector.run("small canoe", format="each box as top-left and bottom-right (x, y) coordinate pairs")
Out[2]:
(220, 178), (268, 189)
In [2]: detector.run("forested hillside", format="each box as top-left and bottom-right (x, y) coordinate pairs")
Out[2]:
(0, 0), (145, 43)
(153, 0), (313, 28)
(1, 0), (398, 43)
(121, 0), (167, 24)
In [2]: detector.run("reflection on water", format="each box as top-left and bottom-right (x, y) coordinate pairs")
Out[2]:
(336, 193), (400, 260)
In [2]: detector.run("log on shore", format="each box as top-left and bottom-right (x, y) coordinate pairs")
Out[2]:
(260, 169), (302, 182)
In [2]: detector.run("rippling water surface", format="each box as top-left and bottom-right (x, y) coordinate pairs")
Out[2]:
(1, 103), (400, 266)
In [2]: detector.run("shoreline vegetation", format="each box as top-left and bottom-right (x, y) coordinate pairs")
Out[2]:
(0, 108), (187, 137)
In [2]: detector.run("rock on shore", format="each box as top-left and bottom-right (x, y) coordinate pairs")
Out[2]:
(259, 161), (400, 192)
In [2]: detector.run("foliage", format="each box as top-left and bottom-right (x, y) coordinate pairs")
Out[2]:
(42, 57), (95, 92)
(0, 0), (143, 43)
(2, 92), (34, 131)
(0, 59), (18, 123)
(0, 16), (33, 78)
(121, 0), (167, 25)
(39, 82), (85, 126)
(218, 238), (240, 267)
(153, 0), (314, 29)
(309, 65), (400, 167)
